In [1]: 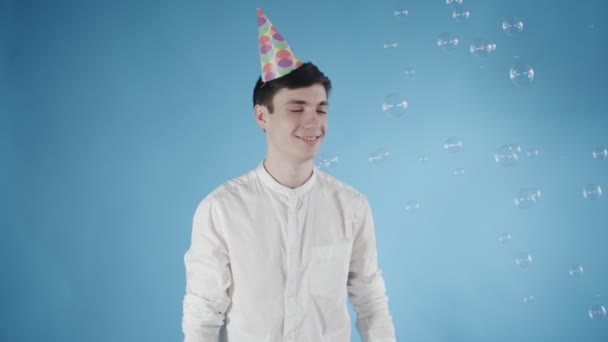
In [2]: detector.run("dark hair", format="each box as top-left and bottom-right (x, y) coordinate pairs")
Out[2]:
(252, 62), (332, 113)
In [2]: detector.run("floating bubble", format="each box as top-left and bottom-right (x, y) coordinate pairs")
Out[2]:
(403, 67), (416, 77)
(453, 168), (465, 176)
(418, 155), (430, 163)
(515, 253), (533, 267)
(452, 7), (471, 22)
(527, 148), (541, 158)
(588, 304), (607, 319)
(592, 147), (608, 159)
(394, 9), (409, 16)
(510, 62), (535, 86)
(503, 16), (524, 36)
(314, 152), (339, 170)
(382, 93), (408, 118)
(404, 200), (421, 213)
(443, 137), (463, 153)
(514, 188), (542, 209)
(569, 265), (584, 278)
(369, 148), (390, 165)
(469, 39), (497, 57)
(437, 32), (459, 51)
(495, 144), (521, 167)
(499, 232), (512, 244)
(582, 184), (602, 200)
(523, 295), (535, 304)
(383, 41), (398, 49)
(446, 0), (463, 6)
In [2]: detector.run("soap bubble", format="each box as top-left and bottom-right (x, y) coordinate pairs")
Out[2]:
(383, 41), (398, 49)
(452, 7), (471, 22)
(523, 295), (535, 304)
(495, 144), (521, 167)
(592, 147), (608, 159)
(446, 0), (463, 5)
(527, 148), (541, 158)
(569, 265), (584, 278)
(514, 188), (542, 209)
(453, 168), (465, 176)
(499, 232), (512, 244)
(469, 39), (497, 57)
(588, 304), (607, 319)
(369, 148), (390, 165)
(502, 16), (524, 36)
(382, 93), (408, 118)
(515, 253), (533, 267)
(510, 62), (535, 86)
(394, 9), (409, 16)
(582, 184), (602, 200)
(404, 200), (421, 213)
(418, 155), (430, 163)
(314, 152), (339, 170)
(437, 32), (459, 51)
(403, 67), (416, 77)
(443, 136), (463, 153)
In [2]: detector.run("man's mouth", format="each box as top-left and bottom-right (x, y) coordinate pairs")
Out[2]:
(295, 135), (321, 141)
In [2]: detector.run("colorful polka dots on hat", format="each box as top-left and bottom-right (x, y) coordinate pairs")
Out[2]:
(257, 8), (303, 82)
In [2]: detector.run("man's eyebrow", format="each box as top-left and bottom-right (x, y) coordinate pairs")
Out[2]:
(286, 100), (329, 106)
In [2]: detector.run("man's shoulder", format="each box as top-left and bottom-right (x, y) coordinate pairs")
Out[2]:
(197, 166), (258, 205)
(315, 168), (365, 201)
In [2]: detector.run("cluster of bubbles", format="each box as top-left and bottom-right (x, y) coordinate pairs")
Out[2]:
(368, 0), (605, 320)
(385, 0), (534, 114)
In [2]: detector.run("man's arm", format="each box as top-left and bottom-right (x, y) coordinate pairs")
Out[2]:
(182, 196), (232, 342)
(348, 194), (397, 342)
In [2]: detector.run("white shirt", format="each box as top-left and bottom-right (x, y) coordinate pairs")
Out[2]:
(182, 161), (396, 342)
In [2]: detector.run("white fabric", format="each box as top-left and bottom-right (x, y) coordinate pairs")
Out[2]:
(182, 161), (396, 342)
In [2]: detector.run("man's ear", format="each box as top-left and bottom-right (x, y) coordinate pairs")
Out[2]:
(254, 104), (267, 130)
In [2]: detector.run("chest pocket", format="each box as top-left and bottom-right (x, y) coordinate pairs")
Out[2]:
(309, 241), (352, 298)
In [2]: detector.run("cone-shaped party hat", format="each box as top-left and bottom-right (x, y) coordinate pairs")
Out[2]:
(257, 8), (303, 82)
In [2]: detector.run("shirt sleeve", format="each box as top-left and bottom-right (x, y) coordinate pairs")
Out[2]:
(348, 194), (397, 342)
(182, 195), (232, 342)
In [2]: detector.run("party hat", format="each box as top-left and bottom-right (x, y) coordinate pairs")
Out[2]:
(257, 8), (303, 82)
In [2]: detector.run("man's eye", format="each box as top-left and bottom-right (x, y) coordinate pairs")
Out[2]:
(290, 109), (304, 112)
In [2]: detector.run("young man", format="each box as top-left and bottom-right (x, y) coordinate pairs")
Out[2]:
(182, 8), (396, 342)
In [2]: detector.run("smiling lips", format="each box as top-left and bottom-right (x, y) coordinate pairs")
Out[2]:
(296, 135), (321, 143)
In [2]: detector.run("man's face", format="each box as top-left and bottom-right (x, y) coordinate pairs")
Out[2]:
(256, 84), (328, 164)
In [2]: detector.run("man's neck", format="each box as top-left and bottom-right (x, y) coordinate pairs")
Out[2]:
(263, 157), (314, 189)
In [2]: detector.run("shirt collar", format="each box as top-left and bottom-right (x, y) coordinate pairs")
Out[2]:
(256, 160), (317, 198)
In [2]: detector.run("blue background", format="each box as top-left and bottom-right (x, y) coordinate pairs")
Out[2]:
(2, 0), (607, 341)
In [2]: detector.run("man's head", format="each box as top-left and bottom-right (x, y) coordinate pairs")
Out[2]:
(253, 62), (332, 164)
(253, 62), (331, 113)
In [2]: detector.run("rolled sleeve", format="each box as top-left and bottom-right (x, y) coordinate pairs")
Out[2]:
(182, 195), (232, 342)
(347, 194), (396, 342)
